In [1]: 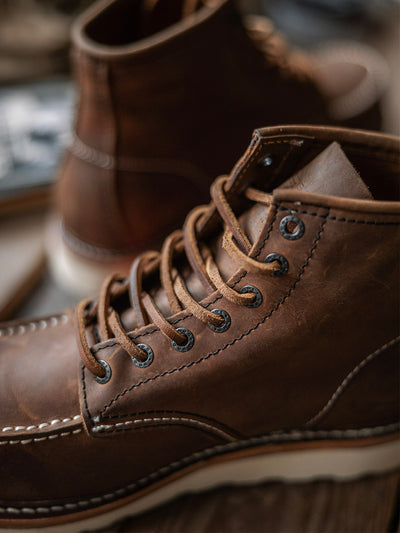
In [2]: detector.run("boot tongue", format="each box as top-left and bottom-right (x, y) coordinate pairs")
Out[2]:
(277, 141), (373, 200)
(242, 141), (372, 245)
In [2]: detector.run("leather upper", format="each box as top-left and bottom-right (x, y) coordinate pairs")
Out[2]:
(1, 125), (399, 520)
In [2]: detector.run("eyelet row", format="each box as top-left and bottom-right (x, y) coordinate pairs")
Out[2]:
(94, 283), (266, 384)
(263, 214), (305, 277)
(94, 210), (306, 385)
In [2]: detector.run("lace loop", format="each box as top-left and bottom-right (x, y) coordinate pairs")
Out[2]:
(206, 257), (254, 306)
(142, 292), (187, 345)
(174, 275), (224, 328)
(222, 231), (280, 275)
(108, 310), (148, 363)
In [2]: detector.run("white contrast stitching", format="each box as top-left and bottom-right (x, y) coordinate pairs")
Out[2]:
(0, 423), (398, 514)
(305, 336), (400, 427)
(0, 429), (82, 446)
(92, 416), (236, 442)
(0, 315), (69, 338)
(1, 415), (81, 433)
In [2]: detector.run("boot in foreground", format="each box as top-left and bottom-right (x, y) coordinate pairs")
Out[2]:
(1, 125), (399, 532)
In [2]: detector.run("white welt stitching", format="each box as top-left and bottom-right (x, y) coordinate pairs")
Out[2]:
(1, 415), (81, 433)
(0, 314), (69, 338)
(92, 416), (236, 442)
(0, 429), (82, 446)
(0, 422), (398, 514)
(305, 336), (400, 427)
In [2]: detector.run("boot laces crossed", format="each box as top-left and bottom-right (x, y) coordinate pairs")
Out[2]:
(77, 176), (279, 379)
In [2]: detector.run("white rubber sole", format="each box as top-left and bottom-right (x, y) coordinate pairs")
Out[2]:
(46, 217), (132, 298)
(2, 434), (399, 532)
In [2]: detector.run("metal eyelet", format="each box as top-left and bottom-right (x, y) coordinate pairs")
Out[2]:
(239, 285), (263, 308)
(131, 344), (154, 368)
(265, 253), (289, 276)
(280, 215), (305, 240)
(208, 309), (231, 333)
(171, 328), (195, 352)
(94, 360), (112, 384)
(258, 154), (274, 167)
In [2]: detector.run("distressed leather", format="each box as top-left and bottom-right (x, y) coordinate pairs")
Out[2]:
(1, 125), (399, 528)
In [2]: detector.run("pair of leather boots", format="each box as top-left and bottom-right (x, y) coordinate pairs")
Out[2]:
(0, 1), (399, 531)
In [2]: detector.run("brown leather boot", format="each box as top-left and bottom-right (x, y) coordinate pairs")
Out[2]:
(2, 125), (399, 532)
(51, 0), (388, 295)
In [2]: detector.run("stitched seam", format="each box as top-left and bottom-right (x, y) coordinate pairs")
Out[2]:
(99, 212), (329, 416)
(1, 422), (398, 515)
(93, 422), (228, 439)
(305, 336), (400, 427)
(253, 203), (278, 259)
(231, 134), (263, 182)
(101, 409), (242, 437)
(273, 204), (400, 225)
(81, 365), (92, 422)
(231, 138), (300, 190)
(0, 429), (82, 446)
(92, 416), (235, 442)
(1, 416), (81, 433)
(0, 315), (69, 338)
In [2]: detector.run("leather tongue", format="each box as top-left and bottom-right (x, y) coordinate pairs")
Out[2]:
(242, 141), (372, 246)
(278, 141), (373, 200)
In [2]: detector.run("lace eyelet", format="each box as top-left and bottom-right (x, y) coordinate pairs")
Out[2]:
(265, 253), (289, 276)
(131, 344), (154, 368)
(258, 154), (274, 167)
(171, 328), (194, 352)
(239, 285), (263, 308)
(280, 215), (304, 240)
(94, 360), (112, 384)
(208, 309), (231, 333)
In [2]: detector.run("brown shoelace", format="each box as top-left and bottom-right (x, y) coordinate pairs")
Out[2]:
(77, 176), (279, 379)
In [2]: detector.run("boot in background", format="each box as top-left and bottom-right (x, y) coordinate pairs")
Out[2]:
(51, 0), (389, 295)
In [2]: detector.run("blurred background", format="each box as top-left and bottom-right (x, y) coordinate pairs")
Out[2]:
(0, 0), (399, 321)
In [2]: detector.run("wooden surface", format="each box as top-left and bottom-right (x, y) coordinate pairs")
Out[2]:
(98, 472), (400, 533)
